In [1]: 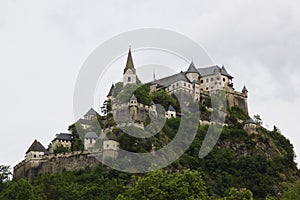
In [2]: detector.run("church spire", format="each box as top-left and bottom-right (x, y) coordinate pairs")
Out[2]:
(123, 47), (135, 74)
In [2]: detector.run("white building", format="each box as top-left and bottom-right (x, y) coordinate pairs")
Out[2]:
(84, 132), (98, 150)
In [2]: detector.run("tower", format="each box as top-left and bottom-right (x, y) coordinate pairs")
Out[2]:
(123, 48), (137, 86)
(129, 94), (138, 121)
(185, 61), (200, 83)
(242, 85), (248, 97)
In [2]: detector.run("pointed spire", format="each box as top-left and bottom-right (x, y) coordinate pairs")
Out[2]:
(130, 94), (137, 100)
(242, 85), (248, 93)
(221, 65), (234, 79)
(107, 83), (115, 97)
(186, 61), (198, 73)
(168, 105), (176, 112)
(123, 47), (135, 74)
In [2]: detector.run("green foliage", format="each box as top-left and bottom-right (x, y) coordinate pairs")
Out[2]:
(116, 169), (211, 200)
(53, 144), (70, 154)
(150, 90), (178, 110)
(0, 179), (46, 200)
(221, 188), (253, 200)
(0, 165), (11, 184)
(0, 165), (11, 192)
(282, 181), (300, 199)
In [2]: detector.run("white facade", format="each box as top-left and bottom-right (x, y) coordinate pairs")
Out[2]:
(123, 69), (137, 86)
(103, 140), (119, 151)
(165, 110), (176, 119)
(26, 151), (45, 161)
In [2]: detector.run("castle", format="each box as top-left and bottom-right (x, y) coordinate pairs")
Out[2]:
(13, 48), (254, 180)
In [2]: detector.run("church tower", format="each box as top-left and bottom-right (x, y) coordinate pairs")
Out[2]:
(123, 48), (137, 86)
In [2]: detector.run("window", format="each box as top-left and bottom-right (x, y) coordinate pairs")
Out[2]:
(210, 77), (214, 81)
(188, 84), (190, 88)
(200, 80), (203, 84)
(128, 77), (131, 82)
(206, 87), (208, 90)
(223, 78), (226, 82)
(206, 78), (209, 82)
(176, 83), (179, 87)
(90, 138), (92, 144)
(107, 144), (109, 148)
(217, 77), (220, 80)
(184, 83), (186, 86)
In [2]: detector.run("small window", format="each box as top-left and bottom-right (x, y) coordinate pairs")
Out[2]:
(217, 77), (220, 80)
(210, 78), (214, 81)
(206, 78), (209, 82)
(188, 84), (190, 88)
(128, 77), (131, 82)
(90, 138), (92, 144)
(107, 144), (109, 148)
(34, 154), (36, 158)
(223, 78), (226, 82)
(200, 80), (203, 84)
(206, 87), (208, 90)
(184, 83), (186, 86)
(176, 83), (179, 87)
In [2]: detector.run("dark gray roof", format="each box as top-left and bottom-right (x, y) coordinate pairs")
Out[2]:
(123, 48), (135, 74)
(52, 133), (73, 142)
(168, 105), (176, 112)
(84, 108), (99, 117)
(186, 61), (199, 73)
(26, 140), (47, 154)
(245, 118), (256, 124)
(242, 85), (248, 93)
(84, 132), (98, 139)
(197, 65), (233, 79)
(154, 72), (190, 87)
(77, 118), (92, 125)
(107, 84), (115, 97)
(130, 94), (137, 100)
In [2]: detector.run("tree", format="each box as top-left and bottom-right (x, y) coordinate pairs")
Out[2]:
(116, 169), (211, 200)
(253, 114), (262, 125)
(0, 165), (11, 184)
(0, 165), (11, 192)
(221, 188), (253, 200)
(53, 144), (70, 154)
(282, 181), (300, 200)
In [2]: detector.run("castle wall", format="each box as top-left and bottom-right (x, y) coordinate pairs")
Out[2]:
(227, 92), (248, 114)
(13, 152), (100, 181)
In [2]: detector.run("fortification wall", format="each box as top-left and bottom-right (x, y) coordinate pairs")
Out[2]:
(13, 151), (100, 181)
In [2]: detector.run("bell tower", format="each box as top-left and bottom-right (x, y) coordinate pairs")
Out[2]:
(123, 47), (137, 86)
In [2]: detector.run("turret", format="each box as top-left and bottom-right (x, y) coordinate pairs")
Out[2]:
(185, 61), (200, 83)
(107, 84), (115, 100)
(84, 132), (99, 151)
(242, 85), (248, 97)
(25, 140), (48, 161)
(165, 105), (176, 119)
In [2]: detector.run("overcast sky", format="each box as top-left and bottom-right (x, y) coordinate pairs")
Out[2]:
(1, 0), (299, 168)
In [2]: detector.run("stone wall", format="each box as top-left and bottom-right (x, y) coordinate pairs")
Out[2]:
(13, 151), (100, 181)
